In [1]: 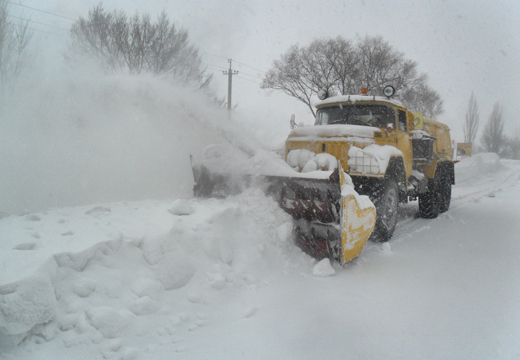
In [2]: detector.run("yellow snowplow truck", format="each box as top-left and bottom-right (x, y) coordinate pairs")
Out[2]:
(191, 86), (454, 264)
(287, 87), (454, 240)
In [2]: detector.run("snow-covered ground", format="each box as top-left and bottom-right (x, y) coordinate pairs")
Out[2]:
(1, 151), (520, 360)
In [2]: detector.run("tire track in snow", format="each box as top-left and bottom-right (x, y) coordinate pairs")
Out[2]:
(390, 160), (520, 243)
(450, 161), (520, 208)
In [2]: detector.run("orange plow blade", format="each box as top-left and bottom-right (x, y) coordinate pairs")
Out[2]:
(338, 169), (376, 264)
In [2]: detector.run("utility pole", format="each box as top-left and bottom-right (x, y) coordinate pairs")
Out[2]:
(223, 59), (239, 111)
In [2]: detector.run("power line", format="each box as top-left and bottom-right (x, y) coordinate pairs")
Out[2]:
(236, 75), (262, 85)
(6, 1), (76, 21)
(205, 60), (264, 82)
(7, 14), (69, 31)
(206, 64), (262, 81)
(204, 52), (266, 75)
(205, 63), (263, 85)
(204, 64), (228, 71)
(238, 70), (263, 81)
(26, 25), (65, 37)
(233, 59), (266, 74)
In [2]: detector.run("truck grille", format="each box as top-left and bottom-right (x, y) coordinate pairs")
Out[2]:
(347, 152), (380, 174)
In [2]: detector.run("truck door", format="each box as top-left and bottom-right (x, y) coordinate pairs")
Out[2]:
(388, 110), (413, 178)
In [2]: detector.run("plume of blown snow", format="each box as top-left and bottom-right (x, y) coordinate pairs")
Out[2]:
(0, 63), (264, 214)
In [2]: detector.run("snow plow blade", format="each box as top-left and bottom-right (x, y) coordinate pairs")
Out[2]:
(191, 157), (376, 264)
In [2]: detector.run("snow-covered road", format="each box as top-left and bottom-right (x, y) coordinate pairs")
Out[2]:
(1, 153), (520, 360)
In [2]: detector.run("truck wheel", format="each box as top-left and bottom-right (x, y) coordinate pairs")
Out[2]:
(438, 178), (451, 213)
(419, 178), (440, 218)
(370, 177), (399, 242)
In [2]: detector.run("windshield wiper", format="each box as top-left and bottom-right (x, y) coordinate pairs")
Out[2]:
(352, 118), (375, 127)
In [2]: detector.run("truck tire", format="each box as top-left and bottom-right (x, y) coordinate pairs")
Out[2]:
(419, 178), (440, 218)
(370, 177), (399, 242)
(438, 178), (451, 213)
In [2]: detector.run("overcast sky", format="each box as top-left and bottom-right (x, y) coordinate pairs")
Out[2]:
(11, 0), (520, 142)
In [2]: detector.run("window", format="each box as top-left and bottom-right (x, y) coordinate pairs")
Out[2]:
(398, 110), (407, 131)
(315, 104), (396, 128)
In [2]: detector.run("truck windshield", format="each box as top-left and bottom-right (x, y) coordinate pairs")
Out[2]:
(315, 104), (396, 128)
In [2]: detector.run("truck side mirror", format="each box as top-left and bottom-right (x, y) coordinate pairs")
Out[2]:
(413, 112), (424, 130)
(290, 114), (296, 129)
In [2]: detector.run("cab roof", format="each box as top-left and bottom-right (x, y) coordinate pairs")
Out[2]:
(315, 95), (404, 108)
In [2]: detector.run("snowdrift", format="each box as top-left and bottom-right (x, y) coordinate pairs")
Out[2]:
(0, 190), (296, 354)
(455, 152), (503, 183)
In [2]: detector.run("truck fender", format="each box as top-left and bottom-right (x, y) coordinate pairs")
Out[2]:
(434, 161), (455, 185)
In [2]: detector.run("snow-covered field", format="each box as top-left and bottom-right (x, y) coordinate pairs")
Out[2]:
(1, 151), (520, 359)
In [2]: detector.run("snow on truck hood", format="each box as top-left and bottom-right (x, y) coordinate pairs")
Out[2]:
(198, 144), (335, 179)
(289, 124), (380, 139)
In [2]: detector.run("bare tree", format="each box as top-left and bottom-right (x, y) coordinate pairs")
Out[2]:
(502, 129), (520, 160)
(357, 36), (417, 94)
(262, 35), (443, 118)
(262, 44), (317, 115)
(69, 5), (210, 87)
(400, 79), (444, 119)
(463, 91), (479, 144)
(328, 37), (359, 96)
(509, 134), (520, 160)
(480, 102), (505, 154)
(0, 0), (33, 95)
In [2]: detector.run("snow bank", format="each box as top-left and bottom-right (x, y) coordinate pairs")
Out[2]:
(0, 189), (295, 351)
(0, 271), (56, 336)
(455, 153), (503, 183)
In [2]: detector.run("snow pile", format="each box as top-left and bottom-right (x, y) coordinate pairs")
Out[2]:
(286, 149), (337, 172)
(301, 153), (337, 172)
(0, 189), (298, 355)
(455, 152), (503, 183)
(286, 149), (317, 170)
(0, 272), (56, 339)
(312, 258), (336, 277)
(198, 143), (337, 180)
